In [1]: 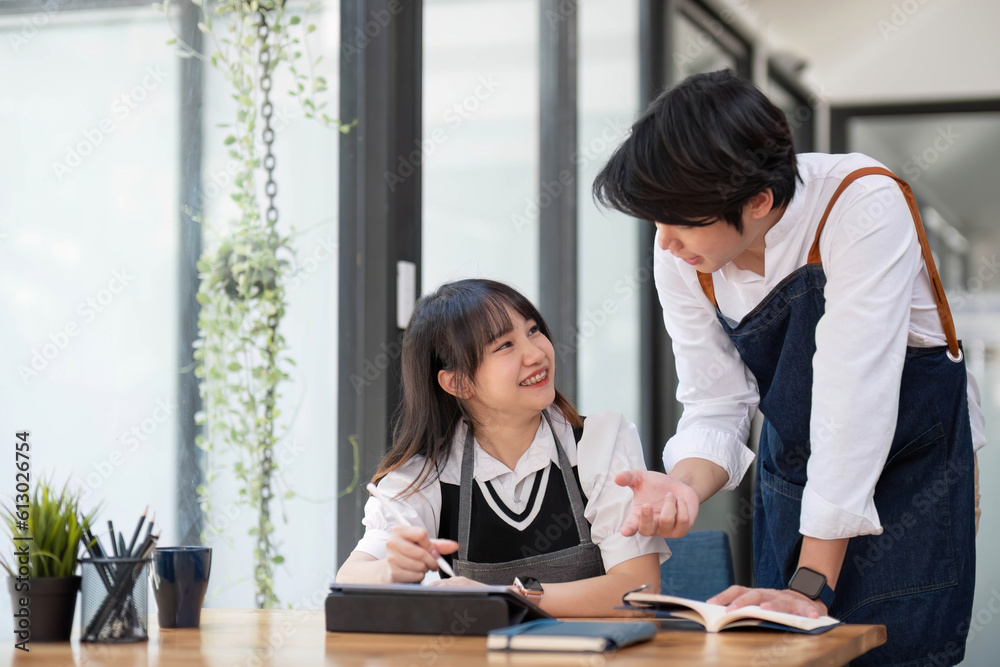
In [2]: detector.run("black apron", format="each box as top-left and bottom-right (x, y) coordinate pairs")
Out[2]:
(449, 410), (606, 585)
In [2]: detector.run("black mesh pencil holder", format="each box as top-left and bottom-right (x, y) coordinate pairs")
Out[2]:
(80, 557), (151, 643)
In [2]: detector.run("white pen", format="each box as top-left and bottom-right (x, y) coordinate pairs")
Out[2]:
(366, 482), (457, 578)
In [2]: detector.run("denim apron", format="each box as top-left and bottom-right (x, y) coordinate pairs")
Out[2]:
(451, 410), (606, 585)
(697, 167), (976, 666)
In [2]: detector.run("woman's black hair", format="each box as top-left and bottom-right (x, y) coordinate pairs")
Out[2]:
(593, 69), (799, 232)
(373, 278), (582, 494)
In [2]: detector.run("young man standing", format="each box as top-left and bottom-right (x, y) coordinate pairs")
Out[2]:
(594, 69), (981, 666)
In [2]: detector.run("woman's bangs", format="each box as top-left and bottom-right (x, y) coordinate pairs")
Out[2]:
(467, 291), (518, 351)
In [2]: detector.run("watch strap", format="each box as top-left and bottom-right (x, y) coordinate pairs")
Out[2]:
(788, 567), (835, 609)
(816, 582), (835, 609)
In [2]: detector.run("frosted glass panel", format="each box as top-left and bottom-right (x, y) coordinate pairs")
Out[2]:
(0, 1), (340, 625)
(577, 0), (642, 429)
(848, 112), (1000, 666)
(195, 4), (341, 609)
(422, 0), (540, 302)
(0, 7), (178, 640)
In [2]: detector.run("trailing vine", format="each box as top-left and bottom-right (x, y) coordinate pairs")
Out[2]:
(161, 0), (350, 608)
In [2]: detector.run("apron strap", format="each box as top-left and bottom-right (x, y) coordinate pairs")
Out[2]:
(697, 271), (717, 309)
(807, 167), (960, 359)
(542, 411), (594, 545)
(457, 424), (476, 561)
(695, 167), (960, 359)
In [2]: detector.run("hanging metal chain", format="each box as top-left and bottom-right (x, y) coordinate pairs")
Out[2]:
(255, 4), (278, 610)
(259, 9), (279, 238)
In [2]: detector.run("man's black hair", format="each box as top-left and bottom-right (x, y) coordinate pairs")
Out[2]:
(593, 69), (799, 232)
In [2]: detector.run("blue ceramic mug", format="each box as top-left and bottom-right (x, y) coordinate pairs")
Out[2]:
(152, 546), (212, 629)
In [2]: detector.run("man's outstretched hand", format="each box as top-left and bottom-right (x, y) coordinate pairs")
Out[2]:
(615, 470), (700, 539)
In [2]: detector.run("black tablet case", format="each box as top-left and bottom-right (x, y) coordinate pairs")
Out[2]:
(326, 583), (552, 635)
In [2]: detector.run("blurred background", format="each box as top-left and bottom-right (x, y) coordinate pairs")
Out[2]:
(1, 0), (997, 663)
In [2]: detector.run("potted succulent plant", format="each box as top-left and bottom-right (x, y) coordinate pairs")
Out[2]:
(2, 482), (95, 643)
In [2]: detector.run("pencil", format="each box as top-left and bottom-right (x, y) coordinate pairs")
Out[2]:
(82, 527), (113, 592)
(125, 507), (147, 558)
(108, 520), (119, 558)
(366, 483), (456, 577)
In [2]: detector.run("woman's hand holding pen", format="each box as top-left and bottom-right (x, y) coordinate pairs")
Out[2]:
(615, 470), (701, 539)
(384, 525), (459, 583)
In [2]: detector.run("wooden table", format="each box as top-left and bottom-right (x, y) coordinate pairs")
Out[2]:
(2, 609), (885, 666)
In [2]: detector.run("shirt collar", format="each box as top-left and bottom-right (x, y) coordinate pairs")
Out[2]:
(452, 413), (564, 484)
(719, 170), (807, 285)
(763, 174), (806, 249)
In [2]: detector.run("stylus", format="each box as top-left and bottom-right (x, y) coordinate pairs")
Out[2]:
(366, 482), (457, 578)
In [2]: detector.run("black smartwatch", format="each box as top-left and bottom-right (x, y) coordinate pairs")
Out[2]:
(787, 567), (835, 609)
(513, 576), (544, 602)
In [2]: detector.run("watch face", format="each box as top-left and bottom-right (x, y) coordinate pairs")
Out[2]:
(789, 568), (827, 599)
(517, 576), (543, 593)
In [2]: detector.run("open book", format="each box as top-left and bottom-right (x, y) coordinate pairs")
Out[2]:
(621, 591), (841, 634)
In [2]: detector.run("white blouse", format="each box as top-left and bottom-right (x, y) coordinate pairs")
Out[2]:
(654, 152), (986, 541)
(354, 410), (672, 574)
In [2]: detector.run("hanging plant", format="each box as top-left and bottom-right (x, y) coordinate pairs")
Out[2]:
(161, 0), (352, 608)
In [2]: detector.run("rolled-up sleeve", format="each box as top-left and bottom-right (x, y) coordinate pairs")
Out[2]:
(802, 180), (921, 539)
(577, 412), (673, 571)
(654, 243), (758, 491)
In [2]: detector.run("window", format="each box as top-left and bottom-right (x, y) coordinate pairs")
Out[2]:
(577, 0), (642, 424)
(422, 0), (540, 302)
(0, 1), (341, 621)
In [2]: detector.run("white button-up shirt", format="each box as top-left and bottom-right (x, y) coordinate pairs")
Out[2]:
(355, 410), (671, 573)
(655, 152), (985, 541)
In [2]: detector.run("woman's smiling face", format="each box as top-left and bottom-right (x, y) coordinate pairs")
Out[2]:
(463, 310), (556, 423)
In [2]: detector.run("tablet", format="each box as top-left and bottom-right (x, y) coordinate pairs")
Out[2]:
(326, 583), (552, 635)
